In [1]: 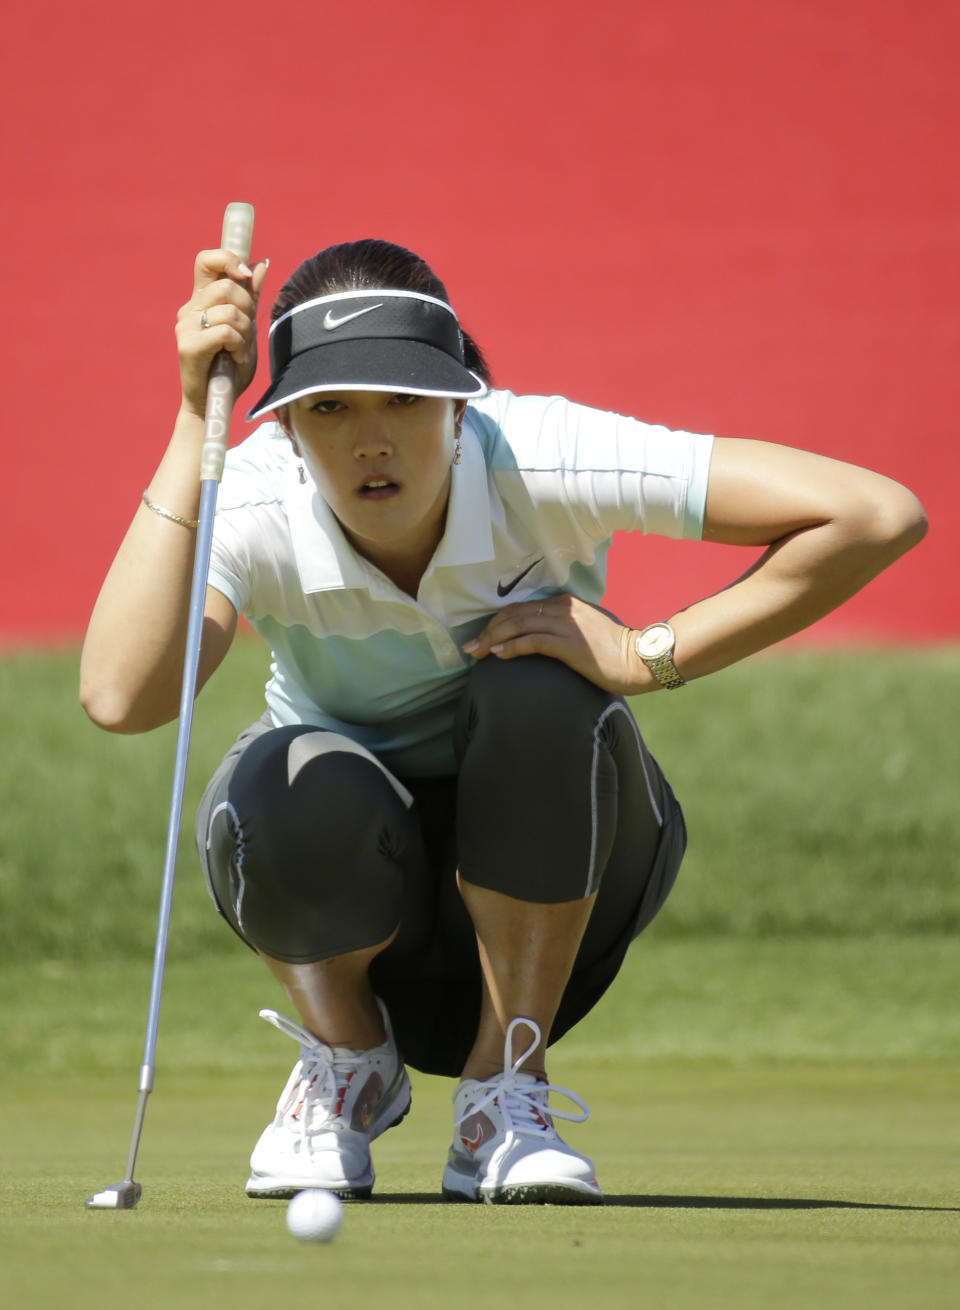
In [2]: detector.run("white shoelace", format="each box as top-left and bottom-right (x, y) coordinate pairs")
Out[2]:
(259, 1008), (370, 1145)
(453, 1017), (590, 1136)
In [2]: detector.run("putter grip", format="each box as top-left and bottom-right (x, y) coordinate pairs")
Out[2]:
(200, 202), (255, 482)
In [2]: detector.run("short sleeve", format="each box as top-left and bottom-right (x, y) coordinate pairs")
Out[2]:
(468, 391), (715, 540)
(207, 422), (290, 616)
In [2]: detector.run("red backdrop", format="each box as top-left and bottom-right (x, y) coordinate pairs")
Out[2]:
(3, 0), (957, 645)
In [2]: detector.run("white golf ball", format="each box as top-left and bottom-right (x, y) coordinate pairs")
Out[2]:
(285, 1188), (343, 1243)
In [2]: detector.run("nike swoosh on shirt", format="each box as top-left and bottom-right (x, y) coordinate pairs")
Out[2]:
(496, 557), (544, 596)
(323, 304), (383, 330)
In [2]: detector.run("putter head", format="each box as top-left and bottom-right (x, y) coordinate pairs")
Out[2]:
(85, 1180), (142, 1210)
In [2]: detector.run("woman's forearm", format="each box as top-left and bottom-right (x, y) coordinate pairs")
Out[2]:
(79, 408), (226, 732)
(663, 505), (926, 686)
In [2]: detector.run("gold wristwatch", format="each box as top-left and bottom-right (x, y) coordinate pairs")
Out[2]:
(634, 621), (686, 689)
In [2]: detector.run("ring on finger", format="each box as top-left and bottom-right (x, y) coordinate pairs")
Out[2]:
(200, 308), (211, 329)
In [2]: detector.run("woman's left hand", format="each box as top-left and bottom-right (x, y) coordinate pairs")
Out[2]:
(462, 596), (641, 694)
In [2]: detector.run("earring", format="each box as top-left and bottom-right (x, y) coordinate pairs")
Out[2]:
(453, 424), (462, 466)
(298, 464), (306, 484)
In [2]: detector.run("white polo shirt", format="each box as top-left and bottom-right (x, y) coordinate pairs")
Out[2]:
(208, 389), (714, 776)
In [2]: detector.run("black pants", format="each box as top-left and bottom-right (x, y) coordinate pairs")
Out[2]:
(196, 656), (686, 1075)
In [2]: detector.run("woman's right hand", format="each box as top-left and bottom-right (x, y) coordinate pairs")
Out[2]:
(175, 249), (269, 418)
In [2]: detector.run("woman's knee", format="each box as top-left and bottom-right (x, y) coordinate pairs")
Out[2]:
(228, 726), (413, 879)
(452, 656), (672, 905)
(455, 655), (615, 762)
(207, 727), (415, 962)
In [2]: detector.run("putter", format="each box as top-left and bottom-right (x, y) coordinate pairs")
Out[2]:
(86, 202), (255, 1210)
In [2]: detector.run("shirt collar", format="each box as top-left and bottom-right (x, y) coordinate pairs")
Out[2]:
(285, 457), (368, 593)
(285, 420), (494, 595)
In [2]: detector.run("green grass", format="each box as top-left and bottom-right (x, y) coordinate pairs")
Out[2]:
(1, 647), (958, 1308)
(3, 934), (959, 1078)
(1, 1069), (957, 1310)
(1, 643), (958, 963)
(2, 946), (958, 1310)
(1, 949), (957, 1310)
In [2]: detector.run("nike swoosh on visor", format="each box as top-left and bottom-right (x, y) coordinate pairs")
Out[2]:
(323, 304), (383, 330)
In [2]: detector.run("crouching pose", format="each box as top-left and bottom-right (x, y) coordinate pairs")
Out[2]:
(81, 235), (925, 1203)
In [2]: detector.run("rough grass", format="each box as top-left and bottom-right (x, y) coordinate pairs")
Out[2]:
(0, 644), (958, 962)
(3, 934), (959, 1079)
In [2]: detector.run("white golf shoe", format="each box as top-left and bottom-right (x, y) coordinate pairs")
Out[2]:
(246, 1002), (411, 1200)
(442, 1017), (603, 1205)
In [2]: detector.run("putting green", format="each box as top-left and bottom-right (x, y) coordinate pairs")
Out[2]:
(2, 944), (957, 1310)
(1, 1064), (957, 1310)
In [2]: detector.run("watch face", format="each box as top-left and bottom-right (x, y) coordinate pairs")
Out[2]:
(637, 623), (674, 659)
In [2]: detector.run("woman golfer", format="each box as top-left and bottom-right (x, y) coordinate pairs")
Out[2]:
(81, 237), (925, 1205)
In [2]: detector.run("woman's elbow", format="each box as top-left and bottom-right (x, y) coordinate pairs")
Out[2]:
(868, 483), (928, 557)
(80, 679), (139, 733)
(835, 478), (928, 578)
(79, 669), (166, 735)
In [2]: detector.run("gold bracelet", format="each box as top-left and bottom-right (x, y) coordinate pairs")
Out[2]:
(141, 490), (199, 528)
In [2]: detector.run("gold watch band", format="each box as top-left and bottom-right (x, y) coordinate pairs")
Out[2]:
(643, 649), (686, 690)
(634, 622), (687, 690)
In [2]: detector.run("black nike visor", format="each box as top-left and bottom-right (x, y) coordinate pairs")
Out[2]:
(246, 289), (488, 420)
